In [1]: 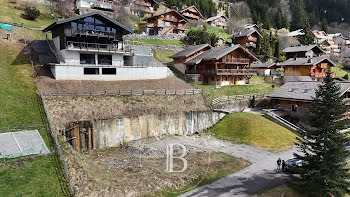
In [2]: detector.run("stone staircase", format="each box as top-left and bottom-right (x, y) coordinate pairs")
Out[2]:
(263, 109), (301, 133)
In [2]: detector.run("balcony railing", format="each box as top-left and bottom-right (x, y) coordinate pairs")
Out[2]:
(310, 72), (336, 78)
(66, 41), (132, 53)
(186, 69), (256, 75)
(222, 58), (250, 64)
(70, 28), (117, 39)
(164, 17), (178, 22)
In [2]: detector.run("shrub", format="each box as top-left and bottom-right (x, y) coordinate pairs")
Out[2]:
(24, 7), (41, 20)
(183, 28), (218, 46)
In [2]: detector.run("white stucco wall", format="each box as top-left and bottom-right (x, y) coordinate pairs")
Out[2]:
(52, 66), (170, 80)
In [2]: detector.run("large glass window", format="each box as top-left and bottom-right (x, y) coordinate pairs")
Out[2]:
(84, 68), (99, 75)
(102, 68), (116, 75)
(84, 17), (94, 23)
(80, 54), (95, 65)
(98, 55), (112, 65)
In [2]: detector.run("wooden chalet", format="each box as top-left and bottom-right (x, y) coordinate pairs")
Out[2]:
(129, 0), (158, 17)
(206, 15), (227, 29)
(230, 29), (262, 49)
(172, 45), (259, 86)
(179, 5), (204, 21)
(279, 56), (336, 83)
(138, 10), (188, 35)
(283, 45), (324, 59)
(269, 81), (350, 122)
(250, 60), (279, 76)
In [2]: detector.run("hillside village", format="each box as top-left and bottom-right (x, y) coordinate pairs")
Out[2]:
(0, 0), (350, 197)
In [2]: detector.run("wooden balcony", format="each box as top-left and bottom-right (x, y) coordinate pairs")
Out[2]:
(186, 69), (256, 76)
(310, 72), (336, 78)
(163, 17), (178, 22)
(135, 1), (152, 7)
(182, 12), (200, 19)
(248, 37), (257, 42)
(222, 58), (250, 64)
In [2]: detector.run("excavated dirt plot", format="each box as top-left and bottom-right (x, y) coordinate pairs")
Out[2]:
(62, 135), (250, 197)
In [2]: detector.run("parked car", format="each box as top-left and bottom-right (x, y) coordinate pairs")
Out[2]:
(285, 158), (307, 174)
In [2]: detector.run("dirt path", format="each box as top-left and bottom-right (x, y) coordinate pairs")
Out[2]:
(174, 136), (298, 197)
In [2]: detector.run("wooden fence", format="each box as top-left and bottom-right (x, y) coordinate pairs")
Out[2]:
(212, 93), (267, 105)
(40, 89), (203, 97)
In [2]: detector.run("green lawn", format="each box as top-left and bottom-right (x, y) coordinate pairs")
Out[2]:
(205, 26), (232, 42)
(192, 83), (277, 101)
(0, 156), (68, 197)
(207, 113), (298, 152)
(331, 65), (350, 79)
(0, 26), (68, 196)
(134, 38), (185, 46)
(0, 33), (44, 127)
(153, 49), (177, 63)
(0, 0), (54, 29)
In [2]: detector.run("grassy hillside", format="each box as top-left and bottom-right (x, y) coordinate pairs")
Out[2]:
(0, 26), (68, 196)
(153, 49), (177, 63)
(193, 83), (277, 101)
(0, 32), (44, 127)
(207, 113), (298, 152)
(0, 0), (54, 28)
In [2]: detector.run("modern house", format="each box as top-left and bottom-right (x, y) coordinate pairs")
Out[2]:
(76, 0), (115, 14)
(138, 10), (188, 35)
(129, 0), (157, 17)
(171, 44), (259, 85)
(279, 56), (336, 83)
(229, 29), (262, 49)
(36, 12), (169, 80)
(206, 15), (227, 29)
(179, 5), (204, 21)
(268, 81), (350, 121)
(283, 45), (324, 59)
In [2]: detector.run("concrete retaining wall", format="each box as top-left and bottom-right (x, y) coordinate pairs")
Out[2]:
(92, 111), (226, 149)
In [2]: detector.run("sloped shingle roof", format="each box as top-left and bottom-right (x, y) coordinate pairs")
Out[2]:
(171, 44), (211, 58)
(206, 15), (227, 22)
(185, 45), (258, 65)
(283, 44), (323, 53)
(251, 61), (277, 68)
(230, 29), (262, 39)
(43, 12), (132, 33)
(278, 56), (336, 67)
(268, 81), (350, 101)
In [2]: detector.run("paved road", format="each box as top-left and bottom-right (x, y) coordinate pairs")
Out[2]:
(178, 137), (298, 197)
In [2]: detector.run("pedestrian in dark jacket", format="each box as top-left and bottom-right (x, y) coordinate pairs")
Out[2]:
(277, 158), (281, 171)
(282, 160), (286, 173)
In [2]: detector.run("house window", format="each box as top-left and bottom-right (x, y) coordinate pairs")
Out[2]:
(98, 55), (112, 65)
(80, 54), (95, 65)
(291, 104), (298, 112)
(84, 68), (99, 75)
(102, 68), (116, 75)
(165, 22), (171, 26)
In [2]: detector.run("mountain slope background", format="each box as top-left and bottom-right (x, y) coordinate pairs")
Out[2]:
(159, 0), (350, 34)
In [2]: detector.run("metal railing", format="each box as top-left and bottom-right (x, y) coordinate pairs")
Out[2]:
(66, 41), (132, 53)
(71, 28), (117, 38)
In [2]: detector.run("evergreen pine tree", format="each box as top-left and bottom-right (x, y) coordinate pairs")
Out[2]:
(298, 20), (314, 45)
(294, 73), (350, 196)
(274, 39), (280, 60)
(260, 31), (271, 61)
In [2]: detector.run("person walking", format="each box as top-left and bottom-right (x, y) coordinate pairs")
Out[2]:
(282, 160), (286, 173)
(277, 158), (281, 171)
